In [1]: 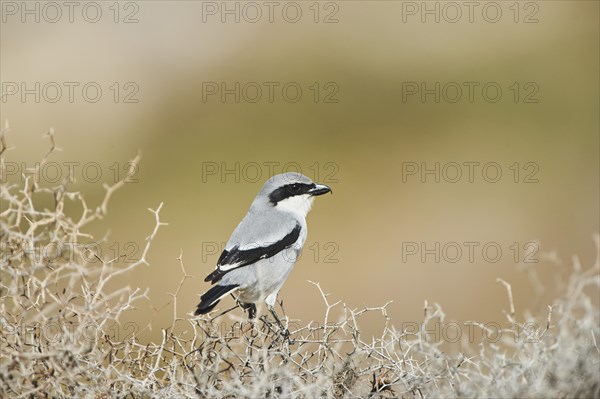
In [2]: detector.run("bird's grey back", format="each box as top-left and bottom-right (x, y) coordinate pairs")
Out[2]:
(226, 207), (302, 250)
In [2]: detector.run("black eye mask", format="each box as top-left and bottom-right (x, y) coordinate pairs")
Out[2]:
(268, 183), (316, 205)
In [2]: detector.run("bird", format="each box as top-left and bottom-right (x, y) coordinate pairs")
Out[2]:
(194, 172), (332, 322)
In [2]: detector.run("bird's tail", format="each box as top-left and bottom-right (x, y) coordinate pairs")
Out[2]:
(194, 284), (239, 316)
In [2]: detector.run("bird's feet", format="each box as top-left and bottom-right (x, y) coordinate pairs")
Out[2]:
(268, 306), (292, 341)
(239, 302), (257, 320)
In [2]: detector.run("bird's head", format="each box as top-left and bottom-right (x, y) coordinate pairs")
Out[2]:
(257, 173), (332, 218)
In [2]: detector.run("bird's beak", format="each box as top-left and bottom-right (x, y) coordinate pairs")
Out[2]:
(308, 183), (332, 196)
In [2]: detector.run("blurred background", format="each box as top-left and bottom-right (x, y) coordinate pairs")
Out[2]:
(1, 1), (598, 344)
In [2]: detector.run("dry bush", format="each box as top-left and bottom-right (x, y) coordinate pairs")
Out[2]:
(1, 126), (599, 398)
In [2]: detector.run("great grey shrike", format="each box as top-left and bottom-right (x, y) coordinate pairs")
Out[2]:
(194, 173), (332, 320)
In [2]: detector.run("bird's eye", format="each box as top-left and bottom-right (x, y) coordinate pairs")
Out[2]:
(290, 184), (300, 191)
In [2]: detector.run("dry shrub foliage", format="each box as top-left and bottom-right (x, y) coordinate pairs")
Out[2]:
(1, 127), (599, 398)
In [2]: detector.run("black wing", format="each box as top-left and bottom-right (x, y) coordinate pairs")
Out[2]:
(204, 223), (302, 284)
